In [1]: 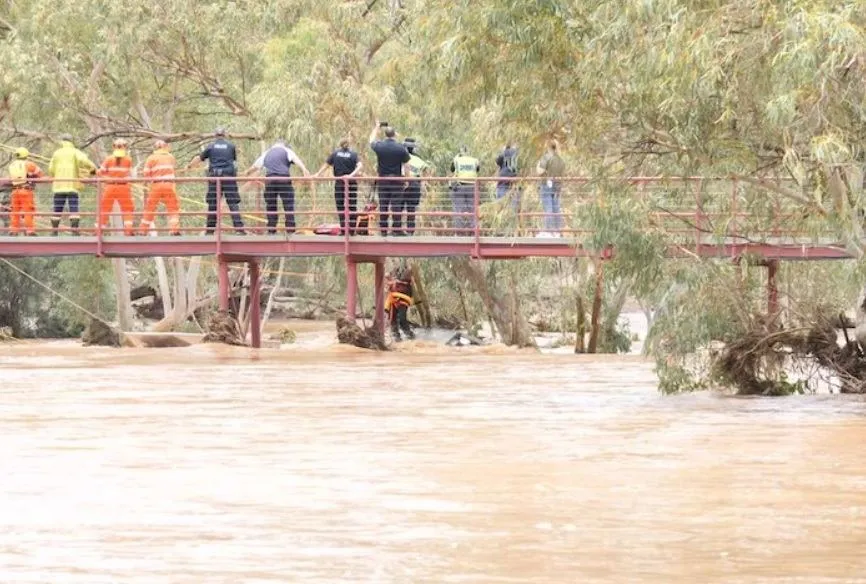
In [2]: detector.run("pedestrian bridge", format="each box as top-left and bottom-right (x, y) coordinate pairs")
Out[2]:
(1, 175), (850, 348)
(0, 176), (853, 261)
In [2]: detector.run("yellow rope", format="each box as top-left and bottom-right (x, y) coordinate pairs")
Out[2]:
(0, 257), (108, 323)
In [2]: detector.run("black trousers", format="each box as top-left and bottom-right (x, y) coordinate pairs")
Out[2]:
(403, 182), (422, 234)
(333, 179), (357, 234)
(205, 174), (244, 234)
(390, 304), (413, 336)
(377, 177), (404, 235)
(264, 177), (295, 233)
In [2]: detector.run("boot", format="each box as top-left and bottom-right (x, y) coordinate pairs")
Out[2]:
(70, 218), (80, 236)
(392, 328), (402, 342)
(50, 219), (60, 236)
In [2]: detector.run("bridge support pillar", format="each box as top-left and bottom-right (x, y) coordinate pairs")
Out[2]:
(373, 259), (386, 335)
(218, 258), (230, 311)
(767, 259), (779, 319)
(346, 259), (358, 322)
(249, 259), (262, 349)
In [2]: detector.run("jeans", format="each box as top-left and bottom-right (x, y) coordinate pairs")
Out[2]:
(377, 177), (404, 236)
(451, 183), (475, 235)
(540, 181), (563, 232)
(334, 179), (358, 234)
(496, 182), (521, 211)
(264, 177), (295, 233)
(205, 174), (244, 234)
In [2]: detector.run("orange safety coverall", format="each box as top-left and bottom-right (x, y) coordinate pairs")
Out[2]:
(10, 161), (43, 235)
(140, 149), (180, 235)
(98, 153), (135, 235)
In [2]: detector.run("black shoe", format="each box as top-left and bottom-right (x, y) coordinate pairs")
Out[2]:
(267, 229), (277, 235)
(70, 219), (80, 236)
(392, 331), (402, 342)
(405, 330), (415, 340)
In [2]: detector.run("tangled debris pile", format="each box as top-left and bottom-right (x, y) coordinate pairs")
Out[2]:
(203, 311), (247, 346)
(712, 312), (866, 395)
(336, 315), (388, 351)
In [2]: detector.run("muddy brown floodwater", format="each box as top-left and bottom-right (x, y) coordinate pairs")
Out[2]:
(2, 338), (866, 583)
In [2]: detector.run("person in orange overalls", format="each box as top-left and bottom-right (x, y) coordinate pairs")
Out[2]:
(7, 148), (43, 236)
(98, 138), (135, 235)
(139, 140), (181, 235)
(385, 265), (415, 341)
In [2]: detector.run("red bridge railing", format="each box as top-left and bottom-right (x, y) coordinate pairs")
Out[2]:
(0, 176), (841, 259)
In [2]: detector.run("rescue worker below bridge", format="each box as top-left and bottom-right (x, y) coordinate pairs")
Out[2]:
(385, 266), (415, 342)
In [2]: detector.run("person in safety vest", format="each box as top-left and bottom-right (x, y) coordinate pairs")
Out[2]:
(140, 140), (181, 236)
(449, 146), (480, 236)
(385, 265), (415, 341)
(48, 134), (97, 236)
(402, 138), (432, 236)
(98, 138), (135, 236)
(7, 147), (44, 236)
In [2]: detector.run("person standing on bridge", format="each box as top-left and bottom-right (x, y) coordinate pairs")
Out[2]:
(48, 134), (97, 236)
(186, 128), (245, 235)
(369, 121), (410, 236)
(97, 138), (135, 236)
(402, 138), (432, 236)
(140, 140), (181, 236)
(536, 140), (566, 237)
(450, 146), (480, 236)
(316, 137), (363, 235)
(7, 148), (44, 236)
(246, 139), (310, 234)
(495, 142), (520, 207)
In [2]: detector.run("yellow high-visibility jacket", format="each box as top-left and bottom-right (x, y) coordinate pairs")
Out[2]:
(48, 141), (97, 194)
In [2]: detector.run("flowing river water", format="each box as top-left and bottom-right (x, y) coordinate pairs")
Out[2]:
(2, 323), (866, 583)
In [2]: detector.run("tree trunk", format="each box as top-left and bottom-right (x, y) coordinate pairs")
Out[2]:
(154, 256), (173, 318)
(587, 260), (604, 353)
(262, 257), (285, 331)
(574, 292), (586, 353)
(450, 258), (535, 348)
(112, 258), (133, 331)
(409, 262), (432, 328)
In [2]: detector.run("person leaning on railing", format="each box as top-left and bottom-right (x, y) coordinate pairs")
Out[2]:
(245, 139), (309, 235)
(536, 140), (566, 238)
(315, 137), (363, 235)
(48, 134), (97, 236)
(185, 128), (245, 235)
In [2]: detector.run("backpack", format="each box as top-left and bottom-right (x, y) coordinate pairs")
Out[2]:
(9, 160), (28, 186)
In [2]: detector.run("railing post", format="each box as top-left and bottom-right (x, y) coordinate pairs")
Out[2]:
(96, 180), (104, 257)
(343, 176), (351, 255)
(249, 259), (262, 349)
(216, 177), (223, 256)
(473, 179), (481, 258)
